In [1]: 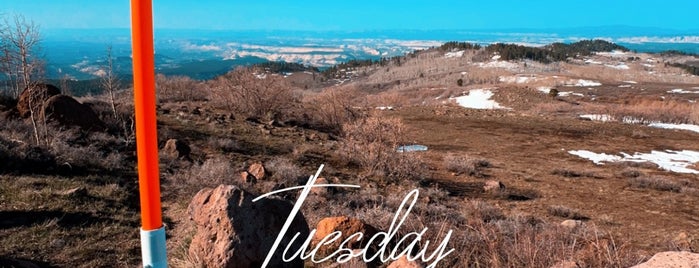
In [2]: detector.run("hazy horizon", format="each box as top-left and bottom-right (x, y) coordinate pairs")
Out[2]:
(4, 0), (699, 32)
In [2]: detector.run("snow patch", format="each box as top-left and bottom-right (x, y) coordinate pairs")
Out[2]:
(606, 64), (630, 70)
(668, 89), (699, 94)
(569, 149), (699, 174)
(579, 114), (614, 122)
(477, 61), (519, 70)
(585, 59), (602, 65)
(450, 89), (507, 110)
(564, 79), (602, 87)
(499, 75), (538, 84)
(397, 145), (428, 152)
(445, 50), (464, 58)
(623, 81), (638, 84)
(648, 123), (699, 134)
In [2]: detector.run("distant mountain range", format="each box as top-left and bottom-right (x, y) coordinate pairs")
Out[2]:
(41, 28), (699, 81)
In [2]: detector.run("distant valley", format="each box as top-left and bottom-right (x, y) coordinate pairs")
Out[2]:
(41, 28), (699, 83)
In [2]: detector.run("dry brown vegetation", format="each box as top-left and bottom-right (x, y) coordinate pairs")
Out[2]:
(2, 44), (699, 268)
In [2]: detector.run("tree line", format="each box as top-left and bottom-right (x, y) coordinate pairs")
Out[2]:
(486, 40), (630, 63)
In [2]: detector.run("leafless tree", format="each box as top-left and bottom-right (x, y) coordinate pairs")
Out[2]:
(1, 14), (47, 145)
(100, 45), (121, 119)
(0, 14), (43, 98)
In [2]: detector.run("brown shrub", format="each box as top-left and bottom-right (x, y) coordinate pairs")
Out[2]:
(303, 85), (365, 134)
(209, 67), (298, 121)
(338, 115), (427, 182)
(548, 205), (589, 220)
(444, 153), (491, 177)
(156, 74), (207, 103)
(628, 176), (682, 193)
(266, 156), (304, 184)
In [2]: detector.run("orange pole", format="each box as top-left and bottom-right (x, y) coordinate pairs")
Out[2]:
(131, 0), (162, 231)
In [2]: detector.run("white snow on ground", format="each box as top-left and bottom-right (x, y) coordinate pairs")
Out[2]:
(569, 149), (699, 174)
(477, 61), (519, 70)
(668, 89), (699, 94)
(537, 87), (552, 93)
(585, 59), (603, 65)
(643, 64), (655, 68)
(623, 81), (638, 84)
(559, 92), (585, 97)
(619, 85), (632, 88)
(596, 50), (629, 57)
(648, 123), (699, 134)
(492, 55), (501, 60)
(537, 87), (583, 97)
(569, 150), (622, 164)
(564, 79), (602, 87)
(606, 64), (630, 70)
(376, 106), (395, 111)
(579, 114), (614, 122)
(499, 75), (538, 84)
(445, 50), (464, 58)
(578, 115), (699, 134)
(450, 89), (507, 109)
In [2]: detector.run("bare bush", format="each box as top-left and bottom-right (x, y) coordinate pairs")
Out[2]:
(209, 67), (298, 121)
(156, 74), (207, 103)
(444, 153), (490, 177)
(548, 205), (589, 220)
(207, 137), (239, 153)
(266, 156), (304, 184)
(303, 85), (365, 134)
(338, 115), (427, 182)
(629, 176), (682, 193)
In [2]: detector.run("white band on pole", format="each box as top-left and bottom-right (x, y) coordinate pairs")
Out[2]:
(140, 227), (168, 268)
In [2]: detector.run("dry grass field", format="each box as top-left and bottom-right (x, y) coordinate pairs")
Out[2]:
(1, 45), (698, 267)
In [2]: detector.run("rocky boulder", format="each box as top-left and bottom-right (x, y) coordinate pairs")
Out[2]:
(483, 180), (505, 192)
(162, 139), (191, 160)
(188, 185), (309, 268)
(42, 95), (105, 130)
(631, 251), (699, 268)
(313, 216), (379, 255)
(17, 84), (61, 118)
(248, 162), (266, 180)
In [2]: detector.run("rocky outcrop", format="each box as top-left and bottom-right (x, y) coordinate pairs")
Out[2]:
(188, 185), (309, 268)
(42, 95), (105, 130)
(631, 251), (699, 268)
(17, 84), (61, 118)
(162, 139), (191, 160)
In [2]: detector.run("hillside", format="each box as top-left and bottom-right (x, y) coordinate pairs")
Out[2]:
(1, 40), (699, 267)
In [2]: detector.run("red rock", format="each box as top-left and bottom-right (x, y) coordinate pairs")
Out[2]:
(188, 185), (309, 268)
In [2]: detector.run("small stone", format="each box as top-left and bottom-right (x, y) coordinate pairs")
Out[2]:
(59, 187), (88, 197)
(248, 162), (266, 180)
(560, 220), (582, 229)
(483, 180), (505, 192)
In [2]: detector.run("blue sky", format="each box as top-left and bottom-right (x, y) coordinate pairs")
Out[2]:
(2, 0), (698, 31)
